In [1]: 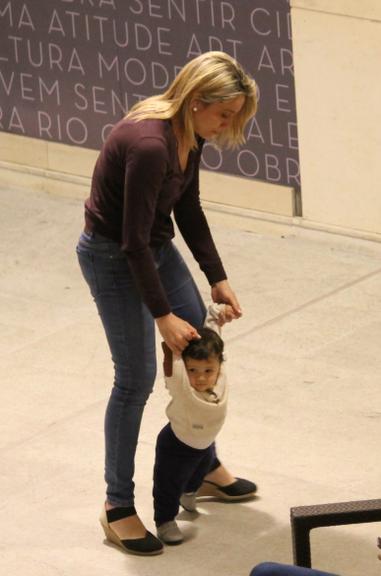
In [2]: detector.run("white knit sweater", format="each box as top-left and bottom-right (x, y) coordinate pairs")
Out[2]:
(165, 304), (228, 449)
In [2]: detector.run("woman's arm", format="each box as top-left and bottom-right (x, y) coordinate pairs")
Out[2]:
(174, 149), (227, 286)
(122, 139), (201, 353)
(121, 137), (173, 317)
(174, 147), (242, 317)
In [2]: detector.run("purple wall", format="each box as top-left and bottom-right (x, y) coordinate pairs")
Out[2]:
(0, 0), (299, 188)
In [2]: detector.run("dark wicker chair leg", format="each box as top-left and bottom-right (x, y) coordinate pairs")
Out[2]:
(290, 498), (381, 569)
(291, 519), (312, 568)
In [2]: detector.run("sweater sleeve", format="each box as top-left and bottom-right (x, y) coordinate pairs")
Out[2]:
(173, 148), (227, 286)
(121, 137), (171, 318)
(164, 356), (188, 397)
(203, 303), (224, 335)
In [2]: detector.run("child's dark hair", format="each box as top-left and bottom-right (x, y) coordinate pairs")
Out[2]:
(182, 327), (224, 363)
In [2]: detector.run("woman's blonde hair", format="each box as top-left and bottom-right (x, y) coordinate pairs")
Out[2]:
(126, 51), (258, 150)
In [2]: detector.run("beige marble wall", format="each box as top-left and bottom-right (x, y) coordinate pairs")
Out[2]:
(0, 132), (97, 198)
(291, 0), (381, 239)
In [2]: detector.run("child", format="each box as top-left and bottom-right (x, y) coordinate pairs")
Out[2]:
(153, 303), (233, 544)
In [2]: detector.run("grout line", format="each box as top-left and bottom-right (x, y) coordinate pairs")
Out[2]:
(0, 398), (106, 455)
(227, 266), (381, 343)
(292, 5), (381, 25)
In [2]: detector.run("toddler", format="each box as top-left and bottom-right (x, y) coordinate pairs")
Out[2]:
(153, 303), (233, 544)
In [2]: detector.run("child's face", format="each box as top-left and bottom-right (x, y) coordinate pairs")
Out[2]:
(184, 355), (221, 392)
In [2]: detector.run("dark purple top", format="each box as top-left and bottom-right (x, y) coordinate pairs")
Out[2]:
(84, 118), (227, 317)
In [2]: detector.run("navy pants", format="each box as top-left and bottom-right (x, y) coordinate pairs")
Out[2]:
(250, 563), (339, 576)
(153, 423), (214, 525)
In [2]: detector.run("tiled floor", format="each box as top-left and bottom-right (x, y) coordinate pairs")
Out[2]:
(1, 185), (380, 576)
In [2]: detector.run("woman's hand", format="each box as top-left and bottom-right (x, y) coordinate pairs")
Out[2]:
(211, 280), (242, 319)
(156, 313), (200, 355)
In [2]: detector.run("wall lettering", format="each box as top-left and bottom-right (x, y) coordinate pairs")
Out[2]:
(0, 0), (299, 186)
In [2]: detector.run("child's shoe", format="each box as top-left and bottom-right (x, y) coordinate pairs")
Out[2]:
(180, 492), (197, 512)
(157, 520), (183, 545)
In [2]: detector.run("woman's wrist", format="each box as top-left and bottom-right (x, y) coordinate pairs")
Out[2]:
(155, 313), (172, 326)
(211, 279), (228, 288)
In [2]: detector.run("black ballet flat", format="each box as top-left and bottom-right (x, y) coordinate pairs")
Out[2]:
(197, 477), (258, 501)
(99, 506), (163, 556)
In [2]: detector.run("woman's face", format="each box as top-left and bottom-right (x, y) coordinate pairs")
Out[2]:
(192, 95), (245, 140)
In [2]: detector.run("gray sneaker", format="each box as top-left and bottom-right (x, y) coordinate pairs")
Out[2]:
(180, 492), (197, 512)
(157, 520), (183, 545)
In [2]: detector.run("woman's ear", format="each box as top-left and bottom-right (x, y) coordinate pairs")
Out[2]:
(190, 98), (200, 113)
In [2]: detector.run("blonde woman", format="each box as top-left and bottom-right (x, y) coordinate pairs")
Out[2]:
(76, 51), (258, 555)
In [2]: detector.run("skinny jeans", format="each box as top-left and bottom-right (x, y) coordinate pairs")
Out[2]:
(76, 231), (218, 506)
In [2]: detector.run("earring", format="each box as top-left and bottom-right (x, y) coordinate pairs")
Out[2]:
(192, 107), (198, 112)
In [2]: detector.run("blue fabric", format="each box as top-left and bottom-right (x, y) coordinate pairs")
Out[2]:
(250, 562), (339, 576)
(77, 232), (208, 506)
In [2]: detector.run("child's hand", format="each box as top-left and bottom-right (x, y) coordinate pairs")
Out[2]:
(217, 304), (236, 326)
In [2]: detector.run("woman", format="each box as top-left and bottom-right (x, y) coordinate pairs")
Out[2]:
(76, 51), (258, 555)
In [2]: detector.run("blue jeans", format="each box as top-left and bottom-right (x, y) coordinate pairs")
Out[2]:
(250, 563), (339, 576)
(76, 231), (209, 506)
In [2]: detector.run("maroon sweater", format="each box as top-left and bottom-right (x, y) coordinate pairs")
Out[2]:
(84, 118), (227, 317)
